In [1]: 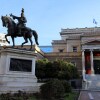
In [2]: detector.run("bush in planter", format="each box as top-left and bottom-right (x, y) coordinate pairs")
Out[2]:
(40, 79), (65, 100)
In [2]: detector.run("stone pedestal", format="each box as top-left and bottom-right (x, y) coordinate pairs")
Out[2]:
(0, 48), (39, 93)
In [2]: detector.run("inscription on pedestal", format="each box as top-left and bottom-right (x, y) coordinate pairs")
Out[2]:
(10, 58), (32, 72)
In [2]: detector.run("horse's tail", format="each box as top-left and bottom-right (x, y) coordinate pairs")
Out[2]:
(32, 30), (39, 45)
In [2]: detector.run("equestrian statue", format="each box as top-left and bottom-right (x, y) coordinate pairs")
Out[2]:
(1, 8), (39, 50)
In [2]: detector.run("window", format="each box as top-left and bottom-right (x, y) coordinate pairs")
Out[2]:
(59, 49), (64, 53)
(73, 46), (77, 52)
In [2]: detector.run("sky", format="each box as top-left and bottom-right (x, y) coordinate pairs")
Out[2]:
(0, 0), (100, 46)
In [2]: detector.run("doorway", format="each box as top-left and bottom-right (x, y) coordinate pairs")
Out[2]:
(94, 60), (100, 74)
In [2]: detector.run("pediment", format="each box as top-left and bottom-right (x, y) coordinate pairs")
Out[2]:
(82, 40), (100, 45)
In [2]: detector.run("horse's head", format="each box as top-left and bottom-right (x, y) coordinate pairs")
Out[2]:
(1, 16), (9, 27)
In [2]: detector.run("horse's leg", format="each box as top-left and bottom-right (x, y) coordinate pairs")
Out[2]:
(5, 34), (10, 44)
(21, 37), (28, 48)
(29, 37), (33, 50)
(11, 36), (15, 47)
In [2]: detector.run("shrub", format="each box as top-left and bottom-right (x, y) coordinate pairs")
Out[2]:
(40, 79), (65, 100)
(36, 59), (80, 80)
(35, 59), (48, 79)
(61, 80), (72, 93)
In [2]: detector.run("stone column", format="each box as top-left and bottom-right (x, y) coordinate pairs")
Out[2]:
(90, 50), (94, 74)
(82, 50), (85, 80)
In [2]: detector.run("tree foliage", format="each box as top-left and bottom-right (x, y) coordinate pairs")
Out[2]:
(36, 59), (79, 80)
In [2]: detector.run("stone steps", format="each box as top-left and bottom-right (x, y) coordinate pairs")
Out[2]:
(85, 74), (100, 90)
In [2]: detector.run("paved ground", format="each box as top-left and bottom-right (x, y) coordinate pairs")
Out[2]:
(79, 90), (100, 100)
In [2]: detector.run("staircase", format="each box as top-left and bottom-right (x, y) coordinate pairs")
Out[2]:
(83, 74), (100, 90)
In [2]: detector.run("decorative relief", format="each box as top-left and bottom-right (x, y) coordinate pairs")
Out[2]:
(10, 58), (32, 72)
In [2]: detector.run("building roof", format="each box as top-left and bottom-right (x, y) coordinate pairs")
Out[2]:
(60, 27), (100, 35)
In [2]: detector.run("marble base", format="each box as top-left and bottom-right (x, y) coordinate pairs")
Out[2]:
(0, 74), (40, 93)
(0, 48), (40, 93)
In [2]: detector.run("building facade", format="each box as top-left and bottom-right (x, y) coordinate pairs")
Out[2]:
(50, 27), (100, 89)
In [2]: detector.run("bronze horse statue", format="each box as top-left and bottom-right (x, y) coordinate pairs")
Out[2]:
(1, 15), (39, 50)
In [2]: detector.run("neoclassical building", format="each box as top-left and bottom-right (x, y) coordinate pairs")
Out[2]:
(0, 33), (9, 46)
(49, 27), (100, 89)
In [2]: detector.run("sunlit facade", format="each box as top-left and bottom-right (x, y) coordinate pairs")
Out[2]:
(50, 27), (100, 89)
(0, 33), (9, 46)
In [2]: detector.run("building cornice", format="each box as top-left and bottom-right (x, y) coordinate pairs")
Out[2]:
(52, 40), (66, 45)
(60, 27), (100, 36)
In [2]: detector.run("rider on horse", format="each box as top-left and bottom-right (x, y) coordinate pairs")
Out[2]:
(10, 8), (27, 35)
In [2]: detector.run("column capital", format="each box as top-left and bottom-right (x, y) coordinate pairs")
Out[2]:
(90, 49), (94, 51)
(81, 49), (85, 52)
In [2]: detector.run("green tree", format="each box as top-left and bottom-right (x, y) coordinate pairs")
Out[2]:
(36, 59), (79, 80)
